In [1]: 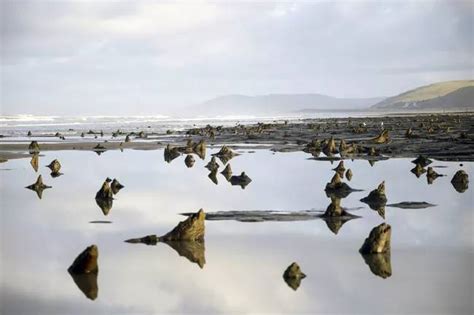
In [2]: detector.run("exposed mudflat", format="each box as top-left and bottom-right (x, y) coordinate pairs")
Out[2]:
(1, 112), (473, 161)
(181, 209), (363, 222)
(386, 202), (437, 209)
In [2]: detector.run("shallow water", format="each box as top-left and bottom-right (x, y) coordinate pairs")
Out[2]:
(0, 149), (473, 314)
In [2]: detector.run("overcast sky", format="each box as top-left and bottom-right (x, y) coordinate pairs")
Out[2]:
(1, 0), (473, 115)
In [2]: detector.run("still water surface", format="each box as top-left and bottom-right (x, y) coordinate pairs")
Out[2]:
(1, 149), (472, 314)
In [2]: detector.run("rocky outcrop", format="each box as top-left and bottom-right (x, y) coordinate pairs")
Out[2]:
(68, 245), (99, 300)
(230, 172), (252, 189)
(359, 223), (391, 254)
(184, 155), (195, 168)
(451, 170), (469, 193)
(372, 130), (390, 144)
(110, 178), (124, 194)
(282, 262), (306, 290)
(25, 175), (51, 199)
(28, 141), (40, 154)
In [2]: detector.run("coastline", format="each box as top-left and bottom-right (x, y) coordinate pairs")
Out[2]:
(1, 112), (473, 162)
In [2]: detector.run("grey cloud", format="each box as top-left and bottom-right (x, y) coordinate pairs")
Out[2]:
(1, 0), (472, 115)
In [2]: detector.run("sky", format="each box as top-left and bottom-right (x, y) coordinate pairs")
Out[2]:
(1, 0), (473, 115)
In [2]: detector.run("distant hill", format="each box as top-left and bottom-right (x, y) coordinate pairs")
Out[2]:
(194, 94), (384, 116)
(372, 80), (474, 111)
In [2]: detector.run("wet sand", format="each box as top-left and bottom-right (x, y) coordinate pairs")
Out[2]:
(1, 112), (473, 161)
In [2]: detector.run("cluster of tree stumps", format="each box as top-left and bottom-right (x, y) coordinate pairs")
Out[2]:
(19, 136), (470, 297)
(25, 141), (64, 199)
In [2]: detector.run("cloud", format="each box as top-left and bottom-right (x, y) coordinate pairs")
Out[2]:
(1, 0), (472, 115)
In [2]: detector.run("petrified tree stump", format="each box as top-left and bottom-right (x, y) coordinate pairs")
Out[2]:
(229, 172), (252, 189)
(325, 173), (357, 198)
(208, 169), (218, 185)
(221, 164), (233, 181)
(372, 130), (390, 144)
(345, 169), (353, 181)
(184, 154), (195, 168)
(360, 252), (392, 279)
(333, 161), (346, 178)
(451, 170), (469, 193)
(25, 175), (51, 199)
(110, 178), (124, 195)
(68, 245), (99, 300)
(30, 153), (39, 172)
(282, 262), (306, 291)
(359, 223), (391, 254)
(28, 141), (40, 154)
(193, 140), (206, 160)
(322, 137), (337, 156)
(95, 179), (113, 200)
(160, 209), (206, 242)
(411, 155), (432, 167)
(46, 159), (61, 174)
(205, 156), (219, 171)
(360, 181), (387, 207)
(164, 144), (181, 163)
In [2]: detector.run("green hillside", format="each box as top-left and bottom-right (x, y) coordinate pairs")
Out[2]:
(372, 80), (474, 110)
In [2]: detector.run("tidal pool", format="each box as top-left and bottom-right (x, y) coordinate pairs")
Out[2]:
(0, 149), (472, 314)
